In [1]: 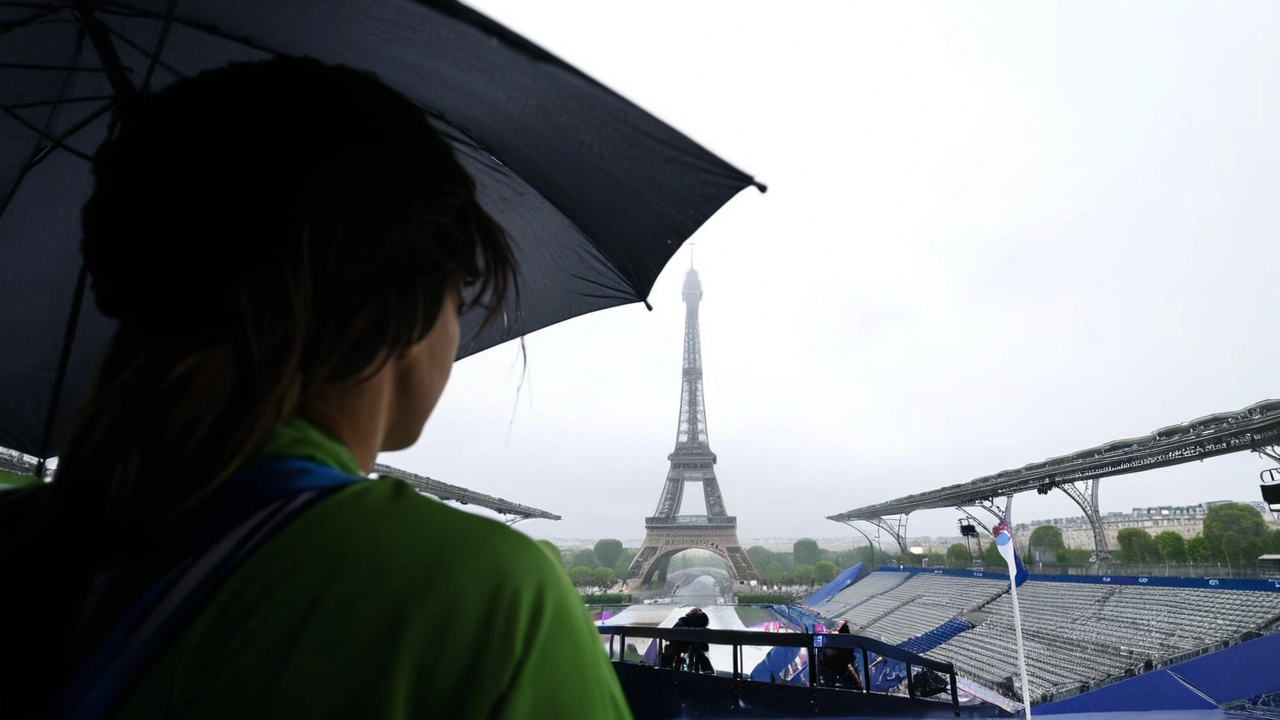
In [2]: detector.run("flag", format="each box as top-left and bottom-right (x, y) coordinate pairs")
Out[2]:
(992, 521), (1029, 587)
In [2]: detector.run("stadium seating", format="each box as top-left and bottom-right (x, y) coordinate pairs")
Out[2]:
(816, 570), (1280, 705)
(823, 572), (1007, 643)
(920, 577), (1280, 705)
(810, 571), (908, 616)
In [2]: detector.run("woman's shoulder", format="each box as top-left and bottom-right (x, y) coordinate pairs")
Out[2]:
(286, 476), (561, 583)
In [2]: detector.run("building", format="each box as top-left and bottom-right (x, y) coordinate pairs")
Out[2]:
(1018, 500), (1280, 550)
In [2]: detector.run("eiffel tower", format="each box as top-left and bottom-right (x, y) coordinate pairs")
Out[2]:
(627, 268), (759, 586)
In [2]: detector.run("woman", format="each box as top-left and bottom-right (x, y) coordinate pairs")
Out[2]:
(0, 57), (632, 719)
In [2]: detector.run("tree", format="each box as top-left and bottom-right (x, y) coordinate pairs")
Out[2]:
(946, 543), (972, 568)
(793, 539), (820, 567)
(1153, 531), (1187, 564)
(814, 560), (839, 584)
(535, 540), (562, 565)
(748, 546), (775, 573)
(1186, 534), (1210, 563)
(593, 539), (623, 570)
(592, 566), (617, 590)
(569, 566), (594, 587)
(1028, 526), (1065, 557)
(983, 541), (1006, 570)
(1055, 548), (1093, 564)
(614, 548), (637, 576)
(776, 552), (796, 572)
(763, 561), (786, 585)
(1115, 528), (1158, 564)
(1203, 503), (1270, 567)
(793, 564), (816, 586)
(571, 548), (599, 569)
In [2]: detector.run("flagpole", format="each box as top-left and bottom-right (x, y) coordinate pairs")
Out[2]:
(1001, 497), (1032, 720)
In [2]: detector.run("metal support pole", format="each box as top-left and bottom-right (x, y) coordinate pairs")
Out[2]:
(950, 668), (960, 717)
(842, 521), (879, 565)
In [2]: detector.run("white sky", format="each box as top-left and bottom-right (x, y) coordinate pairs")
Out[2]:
(383, 0), (1280, 543)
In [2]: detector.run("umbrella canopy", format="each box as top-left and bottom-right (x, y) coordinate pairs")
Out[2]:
(0, 0), (762, 460)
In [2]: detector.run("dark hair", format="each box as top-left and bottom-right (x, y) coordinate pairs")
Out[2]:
(58, 56), (514, 535)
(684, 609), (709, 628)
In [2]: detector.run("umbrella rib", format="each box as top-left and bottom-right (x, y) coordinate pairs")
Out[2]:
(1, 105), (98, 162)
(99, 2), (283, 58)
(104, 24), (186, 81)
(0, 3), (67, 36)
(0, 62), (120, 73)
(566, 272), (636, 301)
(2, 95), (116, 111)
(139, 0), (178, 91)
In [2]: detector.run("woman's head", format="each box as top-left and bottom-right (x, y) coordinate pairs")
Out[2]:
(64, 56), (515, 527)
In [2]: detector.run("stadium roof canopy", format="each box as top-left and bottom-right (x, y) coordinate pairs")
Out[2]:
(1, 451), (560, 524)
(829, 399), (1280, 522)
(374, 463), (561, 523)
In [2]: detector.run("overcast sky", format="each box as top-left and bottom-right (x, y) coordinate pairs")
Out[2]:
(383, 0), (1280, 545)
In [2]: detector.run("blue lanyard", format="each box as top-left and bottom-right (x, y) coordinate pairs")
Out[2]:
(51, 458), (364, 720)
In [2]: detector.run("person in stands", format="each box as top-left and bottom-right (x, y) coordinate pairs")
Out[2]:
(659, 607), (713, 673)
(819, 621), (863, 690)
(0, 57), (632, 719)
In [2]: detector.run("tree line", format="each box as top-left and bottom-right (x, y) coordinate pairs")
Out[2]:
(538, 537), (898, 591)
(538, 538), (632, 592)
(993, 502), (1280, 570)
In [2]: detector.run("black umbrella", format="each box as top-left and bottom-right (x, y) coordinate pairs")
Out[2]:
(0, 0), (763, 462)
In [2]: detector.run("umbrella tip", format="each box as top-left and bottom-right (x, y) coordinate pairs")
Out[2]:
(643, 299), (653, 311)
(751, 179), (768, 193)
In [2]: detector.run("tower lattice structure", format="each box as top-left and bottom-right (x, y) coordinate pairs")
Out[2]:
(627, 269), (759, 585)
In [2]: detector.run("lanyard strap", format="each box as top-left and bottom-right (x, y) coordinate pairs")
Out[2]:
(51, 459), (363, 720)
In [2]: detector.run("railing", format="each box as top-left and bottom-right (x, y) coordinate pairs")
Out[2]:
(596, 625), (960, 713)
(644, 515), (737, 525)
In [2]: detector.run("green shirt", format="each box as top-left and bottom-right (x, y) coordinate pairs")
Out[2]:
(117, 418), (632, 719)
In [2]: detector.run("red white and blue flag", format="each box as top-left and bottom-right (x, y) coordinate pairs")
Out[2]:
(992, 520), (1029, 587)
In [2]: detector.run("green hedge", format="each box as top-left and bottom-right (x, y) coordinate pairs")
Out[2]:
(581, 593), (632, 604)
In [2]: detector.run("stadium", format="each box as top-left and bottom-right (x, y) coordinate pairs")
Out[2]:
(601, 399), (1280, 717)
(813, 398), (1280, 713)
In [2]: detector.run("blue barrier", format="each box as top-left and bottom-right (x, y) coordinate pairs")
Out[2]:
(803, 562), (863, 606)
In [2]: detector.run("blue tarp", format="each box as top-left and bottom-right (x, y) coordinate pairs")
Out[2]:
(748, 645), (809, 686)
(898, 618), (973, 656)
(803, 563), (863, 607)
(761, 604), (824, 633)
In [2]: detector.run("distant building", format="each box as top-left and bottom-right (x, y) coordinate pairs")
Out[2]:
(1017, 500), (1280, 550)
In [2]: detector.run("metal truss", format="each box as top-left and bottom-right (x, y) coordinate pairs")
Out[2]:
(829, 399), (1280, 521)
(373, 463), (561, 523)
(1057, 479), (1110, 563)
(858, 514), (910, 557)
(839, 520), (881, 557)
(1256, 445), (1280, 465)
(954, 507), (994, 536)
